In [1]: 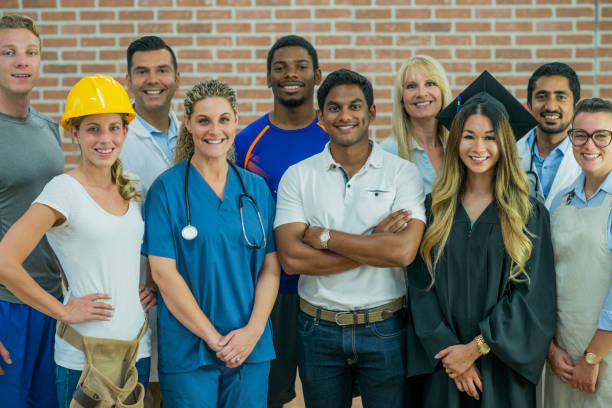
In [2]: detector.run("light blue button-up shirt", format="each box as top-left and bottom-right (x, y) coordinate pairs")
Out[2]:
(136, 114), (178, 162)
(380, 137), (438, 195)
(550, 171), (612, 331)
(526, 128), (570, 200)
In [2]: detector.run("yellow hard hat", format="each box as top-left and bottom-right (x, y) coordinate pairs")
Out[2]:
(61, 74), (136, 130)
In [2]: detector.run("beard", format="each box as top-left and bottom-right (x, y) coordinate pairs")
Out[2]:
(279, 96), (307, 108)
(537, 119), (571, 135)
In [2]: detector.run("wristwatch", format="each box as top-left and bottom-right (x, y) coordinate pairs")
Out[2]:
(320, 228), (331, 249)
(475, 334), (491, 356)
(584, 350), (601, 365)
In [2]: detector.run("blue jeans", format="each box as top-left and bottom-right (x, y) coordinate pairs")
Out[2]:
(56, 357), (150, 408)
(297, 310), (406, 408)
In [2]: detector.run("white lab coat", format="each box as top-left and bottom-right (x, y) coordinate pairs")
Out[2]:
(516, 128), (581, 210)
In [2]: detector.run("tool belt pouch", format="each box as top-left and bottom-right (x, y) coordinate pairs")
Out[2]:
(57, 317), (148, 408)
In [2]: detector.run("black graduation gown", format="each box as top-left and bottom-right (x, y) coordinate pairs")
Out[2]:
(406, 197), (556, 408)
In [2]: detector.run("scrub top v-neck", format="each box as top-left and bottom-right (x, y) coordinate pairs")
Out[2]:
(142, 160), (276, 374)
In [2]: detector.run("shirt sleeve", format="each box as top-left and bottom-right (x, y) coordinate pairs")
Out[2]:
(263, 182), (277, 254)
(393, 161), (426, 223)
(141, 178), (177, 260)
(33, 175), (72, 223)
(598, 285), (612, 331)
(274, 165), (307, 228)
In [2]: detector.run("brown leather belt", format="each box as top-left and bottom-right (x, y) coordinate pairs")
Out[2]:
(299, 297), (404, 326)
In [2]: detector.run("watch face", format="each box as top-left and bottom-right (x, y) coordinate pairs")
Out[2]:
(585, 352), (598, 365)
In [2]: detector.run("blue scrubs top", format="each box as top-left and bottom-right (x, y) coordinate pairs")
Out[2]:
(142, 160), (277, 374)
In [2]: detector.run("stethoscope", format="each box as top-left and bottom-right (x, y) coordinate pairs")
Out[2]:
(526, 133), (540, 197)
(181, 156), (267, 249)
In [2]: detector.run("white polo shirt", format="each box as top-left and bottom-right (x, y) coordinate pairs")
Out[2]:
(275, 141), (426, 311)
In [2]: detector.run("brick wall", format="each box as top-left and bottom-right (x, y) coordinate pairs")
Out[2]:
(3, 0), (610, 166)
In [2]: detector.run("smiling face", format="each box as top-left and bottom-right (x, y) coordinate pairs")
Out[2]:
(267, 45), (321, 108)
(185, 96), (238, 162)
(528, 75), (575, 137)
(401, 68), (443, 121)
(459, 114), (500, 178)
(571, 111), (612, 180)
(318, 84), (375, 148)
(0, 28), (40, 100)
(127, 48), (179, 115)
(71, 113), (127, 169)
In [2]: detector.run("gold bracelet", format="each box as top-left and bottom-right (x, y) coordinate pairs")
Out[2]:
(475, 334), (491, 356)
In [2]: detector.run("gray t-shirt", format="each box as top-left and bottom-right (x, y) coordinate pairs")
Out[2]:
(0, 108), (64, 302)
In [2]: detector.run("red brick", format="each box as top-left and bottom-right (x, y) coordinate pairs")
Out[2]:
(598, 21), (612, 30)
(256, 0), (290, 4)
(374, 75), (395, 86)
(100, 50), (125, 60)
(44, 64), (77, 74)
(396, 36), (431, 46)
(336, 49), (372, 59)
(415, 0), (449, 4)
(536, 48), (572, 59)
(455, 49), (491, 59)
(42, 51), (57, 60)
(217, 49), (251, 59)
(62, 24), (94, 34)
(237, 89), (270, 99)
(516, 62), (546, 73)
(41, 11), (76, 20)
(557, 35), (593, 45)
(455, 0), (489, 3)
(177, 49), (213, 60)
(158, 10), (193, 19)
(536, 0), (571, 3)
(475, 8), (511, 18)
(355, 62), (391, 73)
(218, 23), (251, 33)
(295, 0), (330, 4)
(335, 22), (371, 32)
(516, 35), (553, 45)
(496, 22), (533, 32)
(139, 0), (173, 5)
(217, 0), (250, 5)
(119, 10), (154, 20)
(415, 49), (451, 59)
(197, 36), (233, 46)
(23, 0), (56, 7)
(476, 62), (512, 73)
(372, 22), (409, 33)
(443, 62), (472, 72)
(276, 9), (311, 19)
(356, 9), (390, 19)
(62, 76), (83, 87)
(315, 8), (351, 18)
(516, 8), (552, 18)
(456, 22), (491, 32)
(217, 76), (252, 86)
(37, 77), (59, 87)
(198, 63), (233, 73)
(537, 22), (568, 31)
(38, 25), (58, 35)
(137, 23), (172, 33)
(576, 48), (595, 58)
(80, 11), (115, 20)
(395, 8), (431, 19)
(158, 36), (193, 47)
(235, 9), (271, 19)
(196, 10), (232, 19)
(557, 7), (593, 17)
(600, 88), (612, 99)
(603, 7), (612, 18)
(81, 37), (116, 47)
(435, 35), (471, 46)
(296, 22), (331, 32)
(495, 49), (531, 59)
(43, 89), (69, 99)
(335, 0), (371, 4)
(100, 24), (134, 34)
(476, 36), (511, 46)
(177, 23), (213, 34)
(435, 9), (471, 19)
(236, 36), (268, 46)
(316, 36), (351, 45)
(2, 0), (19, 7)
(99, 0), (133, 5)
(356, 36), (392, 46)
(497, 0), (529, 3)
(415, 22), (451, 32)
(81, 64), (116, 74)
(176, 63), (193, 73)
(63, 51), (95, 60)
(375, 48), (412, 59)
(603, 35), (612, 45)
(44, 37), (78, 47)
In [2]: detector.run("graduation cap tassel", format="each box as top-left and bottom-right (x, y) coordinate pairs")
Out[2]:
(456, 95), (462, 113)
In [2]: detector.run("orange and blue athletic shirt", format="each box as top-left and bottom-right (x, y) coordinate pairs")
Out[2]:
(235, 113), (328, 293)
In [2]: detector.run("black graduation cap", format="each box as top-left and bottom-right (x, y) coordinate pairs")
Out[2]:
(436, 70), (537, 140)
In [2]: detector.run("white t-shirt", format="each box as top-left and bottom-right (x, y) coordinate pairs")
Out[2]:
(34, 174), (151, 370)
(275, 141), (426, 310)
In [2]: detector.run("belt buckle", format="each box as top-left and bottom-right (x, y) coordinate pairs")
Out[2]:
(334, 311), (360, 326)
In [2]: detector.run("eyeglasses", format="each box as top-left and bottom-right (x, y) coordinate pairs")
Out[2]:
(568, 128), (612, 148)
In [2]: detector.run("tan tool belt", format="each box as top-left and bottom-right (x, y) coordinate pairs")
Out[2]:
(299, 297), (404, 326)
(57, 315), (148, 408)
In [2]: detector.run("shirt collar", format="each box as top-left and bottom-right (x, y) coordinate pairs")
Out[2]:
(322, 140), (383, 171)
(135, 112), (178, 137)
(528, 127), (571, 159)
(411, 136), (446, 152)
(569, 171), (612, 202)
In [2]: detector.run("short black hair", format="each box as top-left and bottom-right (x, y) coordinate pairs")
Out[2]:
(267, 35), (319, 74)
(527, 62), (580, 106)
(573, 97), (612, 121)
(127, 36), (177, 76)
(317, 69), (374, 112)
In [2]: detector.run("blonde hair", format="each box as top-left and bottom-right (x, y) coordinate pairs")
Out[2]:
(69, 114), (141, 202)
(175, 80), (237, 164)
(420, 102), (533, 286)
(0, 15), (41, 48)
(391, 55), (452, 161)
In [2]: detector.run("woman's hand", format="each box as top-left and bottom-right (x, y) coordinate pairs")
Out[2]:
(547, 342), (575, 384)
(453, 364), (483, 400)
(139, 284), (157, 312)
(437, 341), (481, 378)
(61, 293), (114, 324)
(572, 358), (599, 392)
(216, 325), (262, 368)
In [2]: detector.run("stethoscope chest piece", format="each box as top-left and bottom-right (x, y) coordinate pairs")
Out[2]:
(181, 224), (198, 240)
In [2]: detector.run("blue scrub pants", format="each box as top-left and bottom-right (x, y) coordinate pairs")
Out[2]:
(159, 361), (270, 408)
(0, 299), (58, 408)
